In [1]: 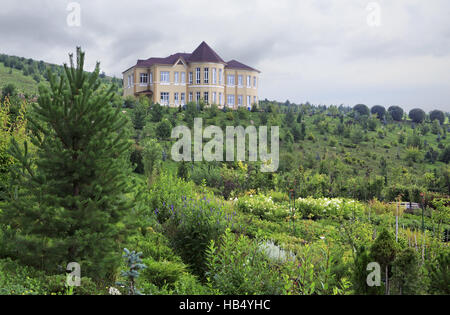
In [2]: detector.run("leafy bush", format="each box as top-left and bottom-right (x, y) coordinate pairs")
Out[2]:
(165, 196), (231, 277)
(236, 194), (288, 221)
(295, 197), (365, 219)
(141, 258), (186, 288)
(409, 108), (426, 123)
(205, 229), (285, 295)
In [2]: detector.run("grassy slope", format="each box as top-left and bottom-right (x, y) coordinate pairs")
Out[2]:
(0, 62), (47, 96)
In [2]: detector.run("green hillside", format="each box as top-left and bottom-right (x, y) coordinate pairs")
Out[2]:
(0, 53), (122, 97)
(0, 50), (448, 296)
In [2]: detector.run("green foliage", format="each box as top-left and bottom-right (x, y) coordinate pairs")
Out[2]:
(205, 229), (284, 295)
(426, 249), (449, 294)
(1, 48), (132, 280)
(392, 248), (421, 294)
(429, 110), (445, 125)
(409, 108), (426, 123)
(353, 104), (370, 116)
(371, 105), (386, 119)
(142, 138), (162, 185)
(156, 119), (172, 140)
(295, 197), (365, 219)
(165, 196), (230, 277)
(388, 106), (404, 121)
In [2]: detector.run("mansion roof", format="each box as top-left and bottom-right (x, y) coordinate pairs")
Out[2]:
(127, 41), (260, 73)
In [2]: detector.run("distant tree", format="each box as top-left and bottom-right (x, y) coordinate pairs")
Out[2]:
(142, 138), (162, 185)
(131, 101), (149, 130)
(284, 110), (295, 127)
(409, 108), (426, 123)
(440, 145), (450, 164)
(296, 112), (303, 123)
(177, 161), (189, 180)
(156, 119), (172, 140)
(371, 105), (386, 119)
(388, 106), (404, 121)
(431, 119), (442, 135)
(123, 96), (136, 109)
(370, 229), (398, 295)
(392, 248), (421, 295)
(150, 102), (163, 122)
(1, 83), (17, 101)
(430, 110), (445, 125)
(353, 104), (370, 116)
(426, 250), (450, 294)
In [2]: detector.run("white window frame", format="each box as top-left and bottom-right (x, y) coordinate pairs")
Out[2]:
(196, 91), (201, 103)
(189, 92), (193, 102)
(181, 72), (186, 84)
(212, 68), (217, 84)
(174, 92), (179, 105)
(204, 92), (209, 104)
(174, 72), (179, 84)
(227, 75), (235, 86)
(219, 93), (222, 105)
(149, 72), (153, 84)
(253, 76), (257, 88)
(160, 71), (170, 83)
(227, 94), (235, 106)
(247, 76), (251, 87)
(196, 68), (201, 84)
(160, 92), (169, 105)
(238, 75), (243, 87)
(238, 95), (243, 106)
(219, 69), (223, 85)
(247, 95), (251, 106)
(212, 92), (216, 104)
(181, 93), (185, 105)
(189, 72), (193, 84)
(140, 73), (148, 85)
(204, 67), (209, 84)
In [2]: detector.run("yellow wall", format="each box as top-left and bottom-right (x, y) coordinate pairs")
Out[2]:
(123, 59), (259, 108)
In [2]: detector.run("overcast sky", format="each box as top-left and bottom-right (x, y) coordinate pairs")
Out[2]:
(0, 0), (449, 112)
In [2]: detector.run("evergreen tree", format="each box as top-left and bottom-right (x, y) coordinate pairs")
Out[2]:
(392, 248), (421, 295)
(2, 48), (132, 279)
(370, 229), (398, 295)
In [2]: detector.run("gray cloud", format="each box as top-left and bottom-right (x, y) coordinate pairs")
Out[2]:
(0, 0), (449, 111)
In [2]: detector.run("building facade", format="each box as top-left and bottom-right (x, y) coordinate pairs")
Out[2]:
(122, 42), (260, 109)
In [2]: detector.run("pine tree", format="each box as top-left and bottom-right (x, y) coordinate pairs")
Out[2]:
(2, 48), (132, 280)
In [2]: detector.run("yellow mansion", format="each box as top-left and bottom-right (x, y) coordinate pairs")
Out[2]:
(122, 42), (260, 109)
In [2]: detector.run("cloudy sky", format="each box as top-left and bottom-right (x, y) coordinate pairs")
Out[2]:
(1, 0), (449, 112)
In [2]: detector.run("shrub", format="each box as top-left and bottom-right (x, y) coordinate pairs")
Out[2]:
(165, 197), (231, 277)
(205, 229), (284, 295)
(371, 105), (386, 119)
(409, 108), (426, 123)
(141, 258), (186, 288)
(429, 110), (445, 125)
(353, 104), (370, 116)
(236, 194), (288, 221)
(295, 197), (365, 219)
(388, 106), (404, 121)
